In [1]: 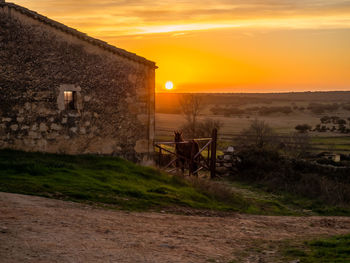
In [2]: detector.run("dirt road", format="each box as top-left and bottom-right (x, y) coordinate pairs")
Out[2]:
(1, 192), (350, 263)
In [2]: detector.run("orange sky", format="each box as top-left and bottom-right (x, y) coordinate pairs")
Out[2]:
(14, 0), (350, 93)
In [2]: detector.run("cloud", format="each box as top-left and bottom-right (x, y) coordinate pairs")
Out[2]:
(14, 0), (350, 36)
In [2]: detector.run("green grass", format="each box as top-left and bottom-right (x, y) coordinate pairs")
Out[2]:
(0, 149), (237, 211)
(284, 234), (350, 263)
(1, 149), (348, 215)
(227, 180), (350, 216)
(311, 136), (350, 153)
(0, 149), (255, 212)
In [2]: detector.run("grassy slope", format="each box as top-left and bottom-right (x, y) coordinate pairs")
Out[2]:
(0, 149), (239, 211)
(227, 181), (350, 216)
(283, 234), (350, 263)
(0, 149), (313, 215)
(1, 149), (349, 216)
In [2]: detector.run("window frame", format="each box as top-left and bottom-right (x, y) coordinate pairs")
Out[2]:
(64, 91), (77, 110)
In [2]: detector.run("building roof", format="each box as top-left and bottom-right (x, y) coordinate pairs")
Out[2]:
(0, 1), (157, 68)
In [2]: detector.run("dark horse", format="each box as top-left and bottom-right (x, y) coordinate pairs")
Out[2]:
(174, 131), (200, 176)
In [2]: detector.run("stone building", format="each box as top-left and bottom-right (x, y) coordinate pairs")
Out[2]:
(0, 1), (156, 163)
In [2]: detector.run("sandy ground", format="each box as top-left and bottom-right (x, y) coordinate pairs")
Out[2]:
(1, 192), (350, 263)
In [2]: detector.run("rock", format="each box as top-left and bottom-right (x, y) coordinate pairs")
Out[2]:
(223, 162), (233, 168)
(224, 154), (231, 161)
(47, 133), (59, 140)
(28, 131), (41, 139)
(50, 123), (62, 131)
(16, 117), (24, 122)
(24, 102), (31, 110)
(10, 124), (18, 131)
(226, 146), (235, 153)
(39, 123), (48, 132)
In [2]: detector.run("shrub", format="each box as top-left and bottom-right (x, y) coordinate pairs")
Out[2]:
(234, 148), (350, 205)
(295, 124), (312, 133)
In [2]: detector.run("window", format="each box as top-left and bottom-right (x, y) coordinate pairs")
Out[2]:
(64, 91), (76, 110)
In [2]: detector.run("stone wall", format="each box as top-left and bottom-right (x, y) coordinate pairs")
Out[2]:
(0, 4), (155, 163)
(216, 147), (241, 176)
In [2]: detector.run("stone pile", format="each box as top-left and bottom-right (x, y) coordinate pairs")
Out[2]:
(215, 146), (241, 176)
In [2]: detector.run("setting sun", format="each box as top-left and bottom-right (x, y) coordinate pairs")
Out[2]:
(165, 81), (174, 90)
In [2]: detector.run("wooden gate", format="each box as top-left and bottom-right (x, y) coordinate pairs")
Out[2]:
(154, 129), (217, 178)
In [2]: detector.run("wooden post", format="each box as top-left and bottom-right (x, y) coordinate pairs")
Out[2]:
(158, 146), (162, 167)
(207, 140), (210, 163)
(210, 128), (217, 179)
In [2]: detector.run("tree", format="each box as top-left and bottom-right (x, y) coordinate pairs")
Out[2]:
(239, 119), (276, 149)
(179, 94), (204, 137)
(280, 132), (311, 158)
(197, 118), (223, 138)
(338, 125), (346, 133)
(295, 124), (312, 133)
(331, 116), (340, 124)
(181, 118), (223, 138)
(337, 119), (346, 125)
(320, 116), (330, 124)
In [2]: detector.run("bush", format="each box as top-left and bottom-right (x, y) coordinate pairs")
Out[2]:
(295, 124), (312, 133)
(308, 103), (339, 114)
(234, 148), (350, 205)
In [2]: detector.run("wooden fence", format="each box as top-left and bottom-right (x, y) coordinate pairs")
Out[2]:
(154, 129), (217, 178)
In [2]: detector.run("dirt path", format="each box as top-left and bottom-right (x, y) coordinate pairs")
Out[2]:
(1, 192), (350, 263)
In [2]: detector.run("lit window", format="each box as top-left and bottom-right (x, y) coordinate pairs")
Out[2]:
(64, 91), (76, 110)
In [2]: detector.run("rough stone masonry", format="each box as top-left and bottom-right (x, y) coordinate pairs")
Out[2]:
(0, 1), (157, 163)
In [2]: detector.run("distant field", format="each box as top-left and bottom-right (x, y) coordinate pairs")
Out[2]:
(156, 113), (350, 153)
(155, 91), (350, 153)
(156, 112), (323, 136)
(156, 92), (350, 153)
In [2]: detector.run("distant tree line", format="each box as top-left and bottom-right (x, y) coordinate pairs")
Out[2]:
(295, 115), (350, 134)
(307, 102), (350, 114)
(210, 106), (293, 117)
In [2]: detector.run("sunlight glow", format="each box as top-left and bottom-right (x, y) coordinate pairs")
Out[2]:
(14, 0), (350, 93)
(165, 81), (174, 90)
